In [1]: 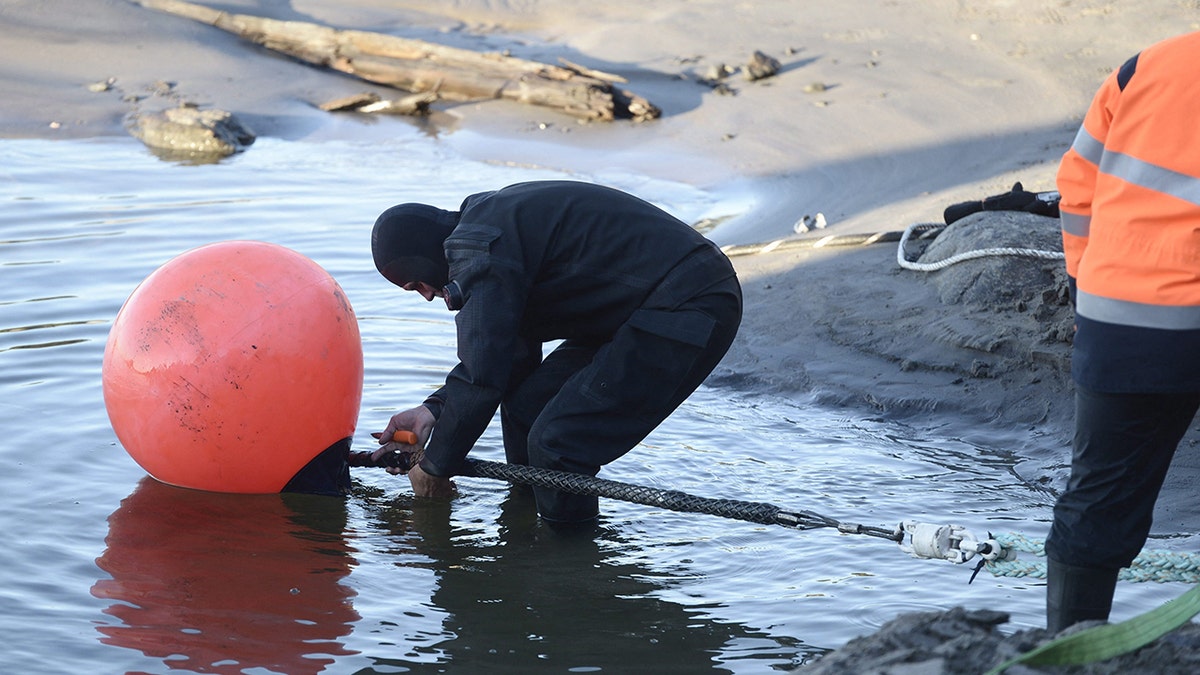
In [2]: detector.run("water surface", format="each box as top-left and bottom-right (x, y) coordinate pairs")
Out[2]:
(1, 135), (1192, 674)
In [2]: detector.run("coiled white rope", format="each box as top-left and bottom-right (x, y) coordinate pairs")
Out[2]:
(896, 222), (1065, 272)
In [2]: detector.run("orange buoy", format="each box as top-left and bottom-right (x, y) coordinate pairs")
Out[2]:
(102, 241), (363, 493)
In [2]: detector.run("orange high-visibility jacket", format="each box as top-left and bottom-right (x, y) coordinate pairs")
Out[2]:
(1058, 31), (1200, 331)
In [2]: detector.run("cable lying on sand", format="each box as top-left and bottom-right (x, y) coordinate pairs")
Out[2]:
(721, 184), (1065, 264)
(720, 221), (1065, 272)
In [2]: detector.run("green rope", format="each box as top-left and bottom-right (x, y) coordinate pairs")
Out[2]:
(985, 532), (1200, 584)
(986, 584), (1200, 674)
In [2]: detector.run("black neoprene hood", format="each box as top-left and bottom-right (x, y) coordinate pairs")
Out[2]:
(371, 203), (457, 288)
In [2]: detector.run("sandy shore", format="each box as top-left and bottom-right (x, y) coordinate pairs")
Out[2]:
(5, 0), (1200, 662)
(5, 0), (1193, 240)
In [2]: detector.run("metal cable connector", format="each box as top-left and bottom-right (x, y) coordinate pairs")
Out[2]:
(900, 520), (1015, 564)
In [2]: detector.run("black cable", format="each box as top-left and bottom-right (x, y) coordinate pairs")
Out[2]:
(350, 451), (902, 542)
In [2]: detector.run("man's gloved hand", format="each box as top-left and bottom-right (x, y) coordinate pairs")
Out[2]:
(944, 182), (1061, 224)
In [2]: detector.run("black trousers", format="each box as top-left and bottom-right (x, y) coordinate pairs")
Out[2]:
(499, 273), (742, 523)
(1046, 385), (1200, 569)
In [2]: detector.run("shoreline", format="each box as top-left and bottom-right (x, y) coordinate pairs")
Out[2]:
(9, 1), (1193, 243)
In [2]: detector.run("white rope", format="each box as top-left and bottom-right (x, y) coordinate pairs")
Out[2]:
(897, 221), (1064, 272)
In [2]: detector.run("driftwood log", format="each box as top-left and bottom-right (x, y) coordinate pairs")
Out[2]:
(127, 0), (660, 122)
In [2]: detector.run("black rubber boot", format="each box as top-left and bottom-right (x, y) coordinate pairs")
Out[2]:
(1046, 558), (1119, 633)
(533, 485), (599, 529)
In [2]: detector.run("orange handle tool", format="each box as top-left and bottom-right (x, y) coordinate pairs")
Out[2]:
(371, 430), (418, 444)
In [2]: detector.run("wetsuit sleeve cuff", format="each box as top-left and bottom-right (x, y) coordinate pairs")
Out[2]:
(418, 455), (455, 477)
(422, 397), (444, 420)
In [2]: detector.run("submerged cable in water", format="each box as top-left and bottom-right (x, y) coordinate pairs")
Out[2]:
(350, 452), (1200, 583)
(351, 450), (901, 541)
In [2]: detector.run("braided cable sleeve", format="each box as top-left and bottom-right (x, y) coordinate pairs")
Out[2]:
(464, 459), (796, 527)
(462, 460), (902, 539)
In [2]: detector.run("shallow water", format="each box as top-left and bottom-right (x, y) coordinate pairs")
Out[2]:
(1, 134), (1192, 674)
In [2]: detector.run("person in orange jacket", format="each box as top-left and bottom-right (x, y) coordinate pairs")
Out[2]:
(1048, 30), (1200, 633)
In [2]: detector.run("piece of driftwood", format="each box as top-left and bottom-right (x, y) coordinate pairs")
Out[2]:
(318, 91), (438, 116)
(128, 0), (660, 122)
(318, 92), (381, 112)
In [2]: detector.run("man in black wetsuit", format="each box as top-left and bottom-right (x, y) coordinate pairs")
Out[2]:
(370, 181), (742, 525)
